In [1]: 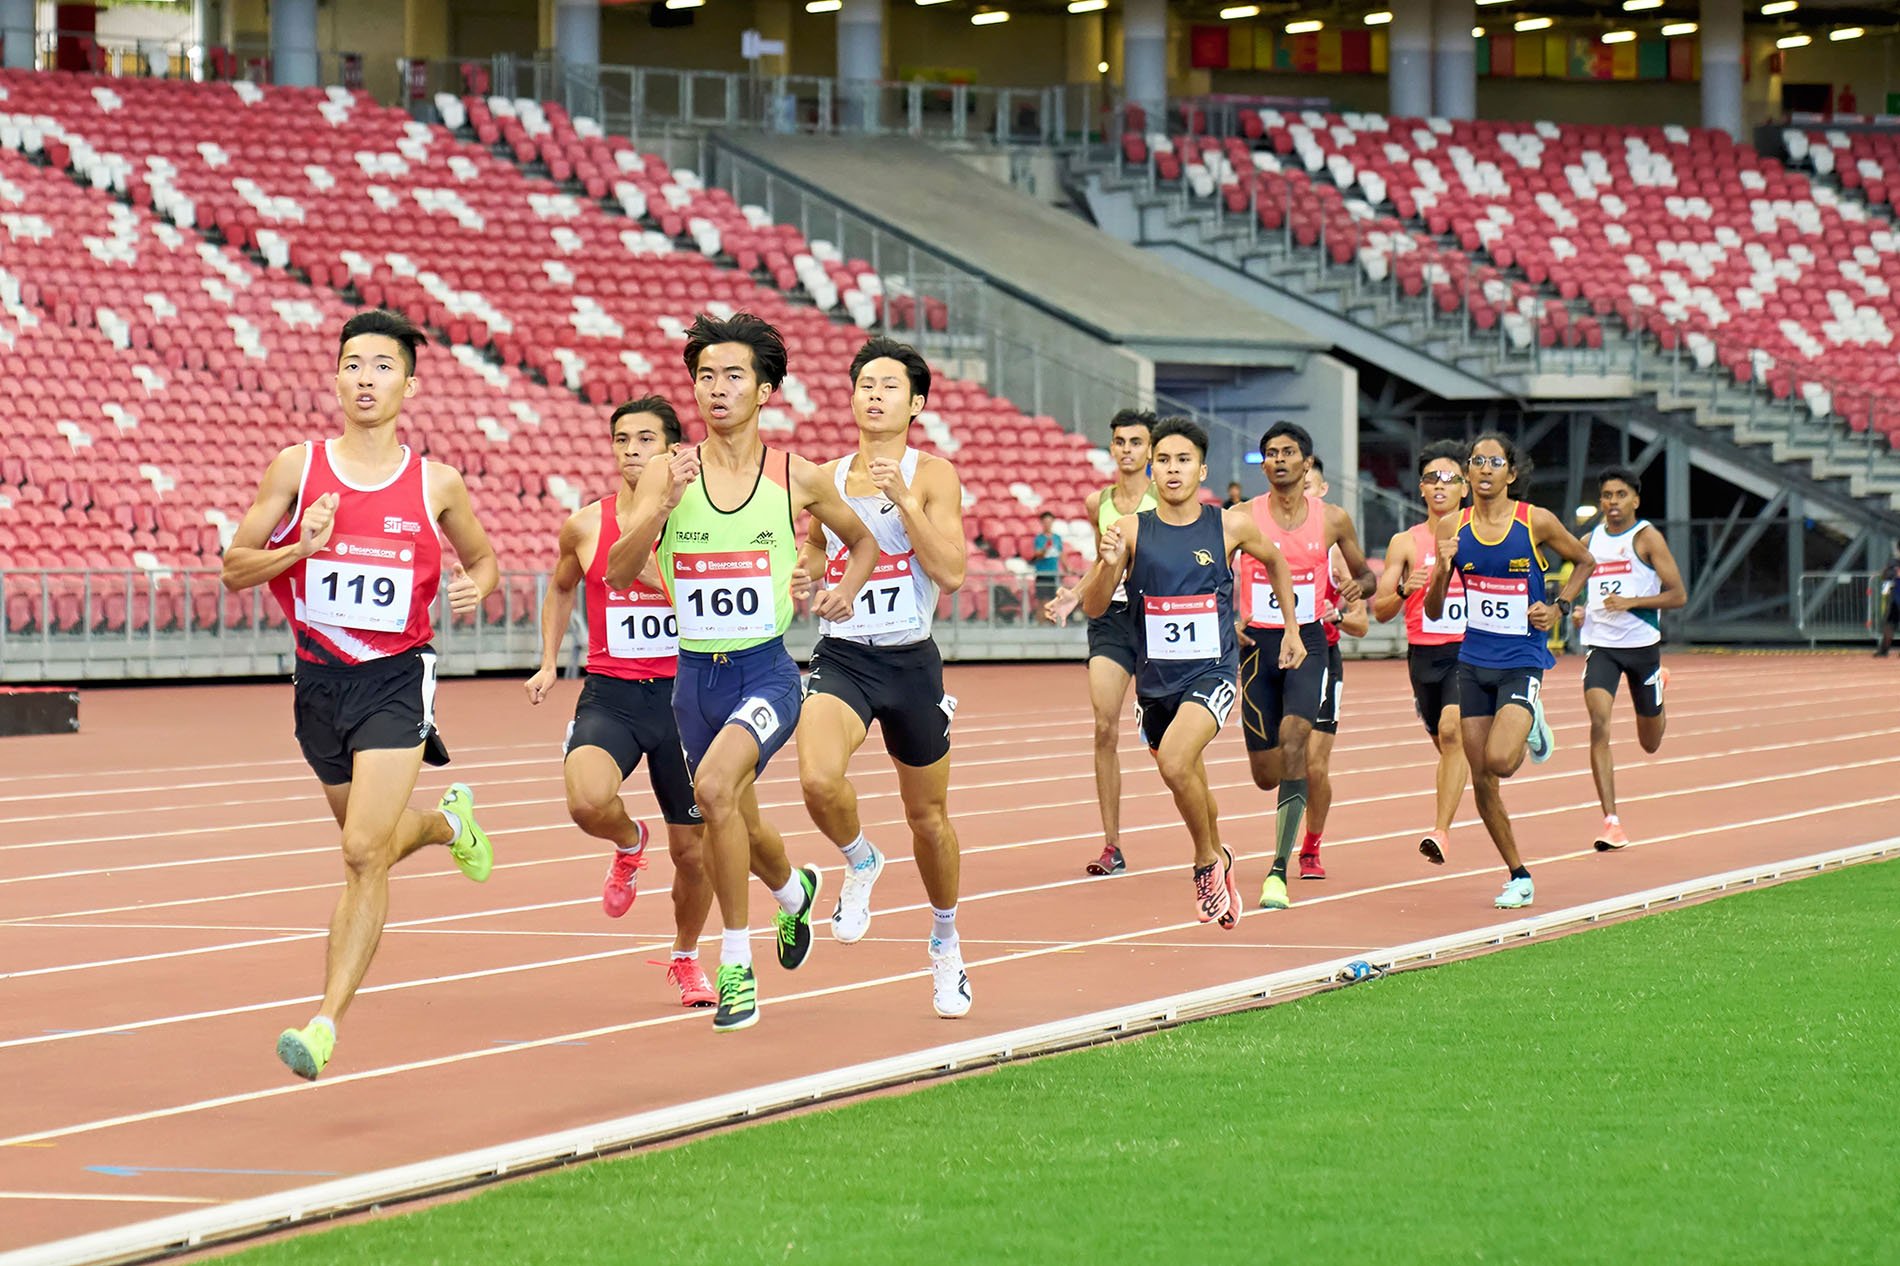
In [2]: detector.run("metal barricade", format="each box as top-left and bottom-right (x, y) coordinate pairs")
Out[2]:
(1796, 572), (1879, 645)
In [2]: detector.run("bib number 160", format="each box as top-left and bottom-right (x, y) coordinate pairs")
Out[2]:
(686, 587), (760, 619)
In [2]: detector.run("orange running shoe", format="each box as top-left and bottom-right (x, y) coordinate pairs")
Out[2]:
(1594, 817), (1630, 852)
(1193, 854), (1233, 925)
(662, 956), (716, 1008)
(1218, 847), (1241, 931)
(602, 820), (650, 919)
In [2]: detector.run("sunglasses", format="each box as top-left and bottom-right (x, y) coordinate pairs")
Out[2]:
(1468, 454), (1510, 471)
(1421, 470), (1464, 485)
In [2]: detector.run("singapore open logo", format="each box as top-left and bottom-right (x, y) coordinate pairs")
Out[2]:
(695, 560), (707, 574)
(399, 548), (413, 563)
(335, 542), (350, 556)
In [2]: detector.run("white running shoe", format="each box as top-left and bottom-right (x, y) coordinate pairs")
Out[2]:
(930, 939), (972, 1019)
(830, 844), (885, 944)
(1495, 876), (1535, 910)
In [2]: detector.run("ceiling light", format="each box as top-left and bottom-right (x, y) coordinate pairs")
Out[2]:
(971, 9), (1010, 25)
(1661, 22), (1697, 36)
(1776, 33), (1811, 47)
(1623, 0), (1662, 9)
(1514, 17), (1553, 32)
(1761, 1), (1798, 15)
(1476, 0), (1511, 6)
(915, 0), (953, 6)
(1220, 5), (1261, 18)
(1097, 60), (1109, 72)
(664, 0), (704, 8)
(1830, 27), (1865, 42)
(1364, 11), (1393, 25)
(1602, 30), (1636, 44)
(1285, 19), (1323, 34)
(806, 0), (840, 10)
(1067, 0), (1107, 12)
(1472, 26), (1484, 37)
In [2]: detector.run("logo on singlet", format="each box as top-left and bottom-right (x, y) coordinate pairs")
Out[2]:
(383, 515), (421, 535)
(1192, 549), (1214, 566)
(750, 530), (777, 545)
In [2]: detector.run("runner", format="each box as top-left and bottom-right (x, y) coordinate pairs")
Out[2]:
(524, 395), (715, 1008)
(1574, 466), (1686, 852)
(1294, 457), (1369, 880)
(1425, 433), (1595, 909)
(1042, 409), (1157, 877)
(793, 337), (972, 1019)
(1238, 423), (1376, 911)
(221, 309), (498, 1080)
(606, 312), (877, 1033)
(1370, 440), (1471, 864)
(1075, 417), (1305, 926)
(1876, 543), (1900, 658)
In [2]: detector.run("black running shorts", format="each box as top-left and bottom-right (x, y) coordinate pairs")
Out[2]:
(1239, 623), (1329, 751)
(1136, 670), (1238, 750)
(1408, 642), (1463, 737)
(1086, 600), (1139, 676)
(565, 673), (701, 826)
(1458, 662), (1543, 720)
(292, 648), (448, 786)
(805, 635), (956, 768)
(1582, 643), (1666, 719)
(1313, 642), (1344, 736)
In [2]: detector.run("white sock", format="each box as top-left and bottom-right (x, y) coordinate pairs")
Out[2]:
(310, 1015), (336, 1038)
(671, 947), (698, 962)
(1605, 814), (1620, 825)
(840, 833), (875, 869)
(930, 906), (958, 952)
(720, 927), (751, 968)
(616, 840), (645, 855)
(439, 808), (459, 841)
(771, 871), (808, 916)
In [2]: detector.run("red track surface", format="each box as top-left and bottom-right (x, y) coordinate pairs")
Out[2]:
(2, 654), (1896, 1253)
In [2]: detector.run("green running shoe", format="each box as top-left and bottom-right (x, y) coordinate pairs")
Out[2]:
(775, 865), (822, 971)
(1526, 692), (1555, 765)
(713, 963), (759, 1033)
(439, 783), (493, 882)
(276, 1020), (335, 1081)
(1258, 872), (1291, 911)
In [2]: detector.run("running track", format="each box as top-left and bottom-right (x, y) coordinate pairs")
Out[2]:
(2, 654), (1897, 1255)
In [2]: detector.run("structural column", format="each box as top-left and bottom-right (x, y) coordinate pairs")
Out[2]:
(837, 0), (884, 131)
(1123, 0), (1167, 129)
(1431, 0), (1474, 120)
(1388, 0), (1431, 118)
(270, 0), (318, 86)
(0, 0), (35, 69)
(554, 0), (600, 67)
(1701, 0), (1744, 140)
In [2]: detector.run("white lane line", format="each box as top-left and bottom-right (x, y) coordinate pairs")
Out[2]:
(0, 1192), (221, 1206)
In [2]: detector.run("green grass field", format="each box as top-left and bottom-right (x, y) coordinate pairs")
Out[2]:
(229, 860), (1900, 1265)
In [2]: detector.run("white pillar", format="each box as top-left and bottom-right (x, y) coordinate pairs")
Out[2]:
(1389, 0), (1432, 118)
(0, 0), (35, 70)
(1701, 0), (1744, 140)
(1123, 0), (1167, 128)
(270, 0), (319, 86)
(555, 0), (600, 67)
(1432, 0), (1474, 120)
(837, 0), (883, 130)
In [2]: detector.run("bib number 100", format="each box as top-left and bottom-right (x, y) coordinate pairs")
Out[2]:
(686, 587), (761, 619)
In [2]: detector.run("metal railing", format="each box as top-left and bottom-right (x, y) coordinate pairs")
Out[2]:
(1795, 571), (1882, 644)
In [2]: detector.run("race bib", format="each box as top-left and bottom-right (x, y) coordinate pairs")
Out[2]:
(1423, 572), (1468, 636)
(1250, 567), (1316, 629)
(1144, 593), (1220, 661)
(826, 549), (921, 636)
(604, 584), (679, 659)
(303, 535), (415, 633)
(1465, 574), (1529, 636)
(672, 550), (775, 641)
(1588, 558), (1633, 610)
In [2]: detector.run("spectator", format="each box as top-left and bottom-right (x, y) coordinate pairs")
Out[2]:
(1876, 542), (1899, 657)
(1223, 481), (1244, 508)
(1031, 511), (1062, 600)
(971, 529), (1001, 560)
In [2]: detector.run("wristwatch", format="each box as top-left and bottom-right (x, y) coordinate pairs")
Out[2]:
(1555, 597), (1573, 616)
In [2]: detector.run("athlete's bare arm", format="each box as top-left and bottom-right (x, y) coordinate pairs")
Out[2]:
(792, 452), (876, 622)
(1611, 526), (1688, 614)
(881, 453), (965, 593)
(525, 511), (588, 705)
(1424, 516), (1460, 622)
(1077, 514), (1138, 620)
(1371, 529), (1415, 623)
(1527, 506), (1596, 631)
(1324, 503), (1377, 603)
(221, 446), (326, 592)
(1040, 490), (1102, 624)
(790, 459), (836, 603)
(1223, 507), (1307, 669)
(1332, 552), (1370, 638)
(429, 464), (499, 614)
(605, 445), (695, 591)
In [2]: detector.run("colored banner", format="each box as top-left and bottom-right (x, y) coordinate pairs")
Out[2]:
(1338, 29), (1370, 75)
(1316, 30), (1342, 74)
(1254, 28), (1274, 71)
(1370, 29), (1388, 74)
(1611, 40), (1637, 79)
(1488, 34), (1513, 76)
(1514, 33), (1542, 77)
(1189, 25), (1229, 71)
(1637, 38), (1667, 80)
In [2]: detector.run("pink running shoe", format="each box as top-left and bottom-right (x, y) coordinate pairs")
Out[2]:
(1420, 832), (1447, 865)
(1298, 847), (1326, 880)
(1594, 817), (1630, 852)
(663, 956), (716, 1008)
(1193, 854), (1233, 925)
(1218, 847), (1241, 931)
(602, 821), (650, 919)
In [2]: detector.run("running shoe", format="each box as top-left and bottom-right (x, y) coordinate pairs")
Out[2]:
(775, 865), (822, 971)
(1420, 832), (1447, 865)
(1298, 847), (1327, 880)
(1594, 818), (1630, 852)
(1494, 876), (1535, 910)
(1526, 694), (1555, 765)
(1217, 847), (1241, 931)
(930, 939), (973, 1019)
(1085, 844), (1126, 876)
(831, 843), (885, 944)
(1258, 872), (1290, 911)
(712, 963), (758, 1032)
(1192, 857), (1231, 925)
(439, 783), (493, 882)
(602, 822), (650, 919)
(664, 956), (716, 1008)
(275, 1020), (335, 1081)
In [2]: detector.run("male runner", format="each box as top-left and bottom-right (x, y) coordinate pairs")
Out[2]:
(1574, 466), (1686, 852)
(524, 395), (715, 1008)
(1294, 457), (1368, 880)
(1042, 410), (1156, 877)
(1371, 440), (1471, 864)
(222, 309), (497, 1080)
(1426, 433), (1594, 910)
(794, 337), (972, 1019)
(608, 312), (876, 1033)
(1876, 543), (1900, 657)
(1238, 423), (1375, 911)
(1076, 417), (1305, 926)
